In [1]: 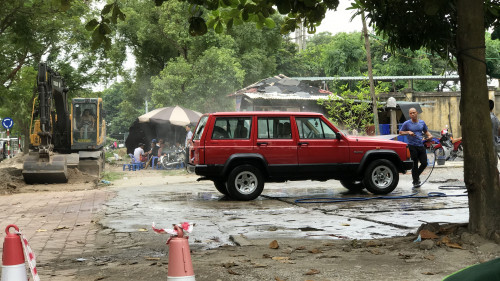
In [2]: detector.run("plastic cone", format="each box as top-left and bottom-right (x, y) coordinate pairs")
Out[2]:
(167, 226), (195, 281)
(1, 225), (28, 281)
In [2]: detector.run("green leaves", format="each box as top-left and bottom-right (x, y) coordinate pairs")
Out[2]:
(189, 16), (208, 35)
(85, 19), (99, 31)
(319, 82), (385, 133)
(276, 0), (291, 14)
(86, 1), (126, 50)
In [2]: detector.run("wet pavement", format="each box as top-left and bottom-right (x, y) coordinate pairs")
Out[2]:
(100, 163), (469, 249)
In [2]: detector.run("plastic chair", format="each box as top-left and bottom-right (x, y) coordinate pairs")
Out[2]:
(126, 153), (145, 170)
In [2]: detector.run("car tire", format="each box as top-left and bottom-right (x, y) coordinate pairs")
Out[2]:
(213, 180), (228, 195)
(226, 164), (264, 201)
(340, 180), (365, 192)
(362, 159), (398, 195)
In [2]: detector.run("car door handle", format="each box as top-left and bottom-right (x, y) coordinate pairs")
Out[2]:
(257, 142), (268, 146)
(298, 142), (309, 146)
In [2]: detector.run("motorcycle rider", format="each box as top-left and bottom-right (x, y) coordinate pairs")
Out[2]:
(399, 108), (432, 188)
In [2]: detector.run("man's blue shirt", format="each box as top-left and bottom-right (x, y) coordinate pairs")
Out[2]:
(400, 119), (428, 146)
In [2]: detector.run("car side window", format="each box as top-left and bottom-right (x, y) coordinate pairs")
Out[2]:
(257, 117), (291, 139)
(212, 117), (251, 139)
(194, 116), (208, 140)
(296, 117), (335, 139)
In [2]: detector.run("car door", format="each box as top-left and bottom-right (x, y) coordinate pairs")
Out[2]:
(255, 116), (298, 179)
(295, 116), (351, 178)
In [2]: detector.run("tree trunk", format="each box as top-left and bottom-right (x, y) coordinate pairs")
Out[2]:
(457, 0), (500, 242)
(361, 11), (379, 135)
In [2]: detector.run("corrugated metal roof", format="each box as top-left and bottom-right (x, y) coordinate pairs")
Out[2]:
(290, 75), (460, 81)
(232, 74), (333, 97)
(242, 92), (341, 100)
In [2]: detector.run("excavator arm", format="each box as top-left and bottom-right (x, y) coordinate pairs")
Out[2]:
(23, 63), (71, 183)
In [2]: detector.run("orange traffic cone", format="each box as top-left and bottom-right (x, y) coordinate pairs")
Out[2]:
(167, 225), (195, 281)
(1, 225), (28, 281)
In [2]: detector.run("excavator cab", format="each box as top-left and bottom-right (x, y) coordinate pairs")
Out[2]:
(71, 98), (105, 149)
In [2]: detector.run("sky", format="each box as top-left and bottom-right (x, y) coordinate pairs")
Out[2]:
(316, 0), (363, 35)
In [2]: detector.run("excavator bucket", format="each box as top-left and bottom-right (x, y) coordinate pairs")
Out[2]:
(22, 152), (68, 184)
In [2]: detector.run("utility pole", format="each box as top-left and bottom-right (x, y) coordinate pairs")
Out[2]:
(361, 11), (379, 135)
(295, 21), (307, 51)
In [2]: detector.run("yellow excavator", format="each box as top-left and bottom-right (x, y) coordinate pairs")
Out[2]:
(23, 62), (106, 184)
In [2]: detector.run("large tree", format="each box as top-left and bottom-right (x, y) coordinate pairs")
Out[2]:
(356, 0), (500, 241)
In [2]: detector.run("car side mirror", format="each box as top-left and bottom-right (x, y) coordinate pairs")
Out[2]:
(336, 132), (342, 140)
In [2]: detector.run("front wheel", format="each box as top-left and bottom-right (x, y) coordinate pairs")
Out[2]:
(362, 159), (399, 195)
(226, 165), (264, 201)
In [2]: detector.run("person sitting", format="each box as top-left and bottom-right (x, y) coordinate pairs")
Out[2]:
(157, 139), (166, 157)
(234, 120), (248, 138)
(133, 143), (149, 163)
(79, 109), (95, 139)
(148, 139), (159, 167)
(282, 122), (291, 138)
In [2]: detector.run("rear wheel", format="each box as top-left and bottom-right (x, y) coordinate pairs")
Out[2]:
(339, 180), (365, 192)
(213, 180), (228, 195)
(226, 164), (264, 201)
(362, 159), (398, 195)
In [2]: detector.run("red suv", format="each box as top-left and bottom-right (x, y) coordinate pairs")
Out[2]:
(188, 112), (412, 201)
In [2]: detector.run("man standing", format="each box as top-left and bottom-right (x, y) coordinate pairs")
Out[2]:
(399, 108), (432, 188)
(184, 125), (193, 166)
(185, 125), (193, 147)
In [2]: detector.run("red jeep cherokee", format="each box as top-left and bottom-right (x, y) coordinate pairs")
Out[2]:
(188, 112), (412, 201)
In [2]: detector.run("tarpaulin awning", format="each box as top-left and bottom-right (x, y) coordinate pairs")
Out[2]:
(398, 102), (423, 120)
(138, 106), (202, 126)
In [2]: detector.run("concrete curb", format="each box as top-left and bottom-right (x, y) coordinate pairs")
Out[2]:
(431, 160), (463, 168)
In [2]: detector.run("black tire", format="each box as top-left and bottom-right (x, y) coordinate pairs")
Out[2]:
(339, 180), (365, 192)
(226, 164), (264, 201)
(456, 143), (464, 158)
(362, 159), (399, 195)
(213, 180), (228, 195)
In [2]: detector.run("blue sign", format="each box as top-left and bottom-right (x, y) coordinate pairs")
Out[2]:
(2, 117), (13, 129)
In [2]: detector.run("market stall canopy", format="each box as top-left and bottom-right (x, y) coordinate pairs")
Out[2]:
(138, 106), (202, 126)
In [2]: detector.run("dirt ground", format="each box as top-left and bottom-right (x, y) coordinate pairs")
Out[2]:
(0, 153), (99, 194)
(1, 153), (499, 280)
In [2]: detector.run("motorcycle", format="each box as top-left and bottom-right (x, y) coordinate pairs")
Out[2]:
(159, 147), (186, 169)
(432, 126), (463, 161)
